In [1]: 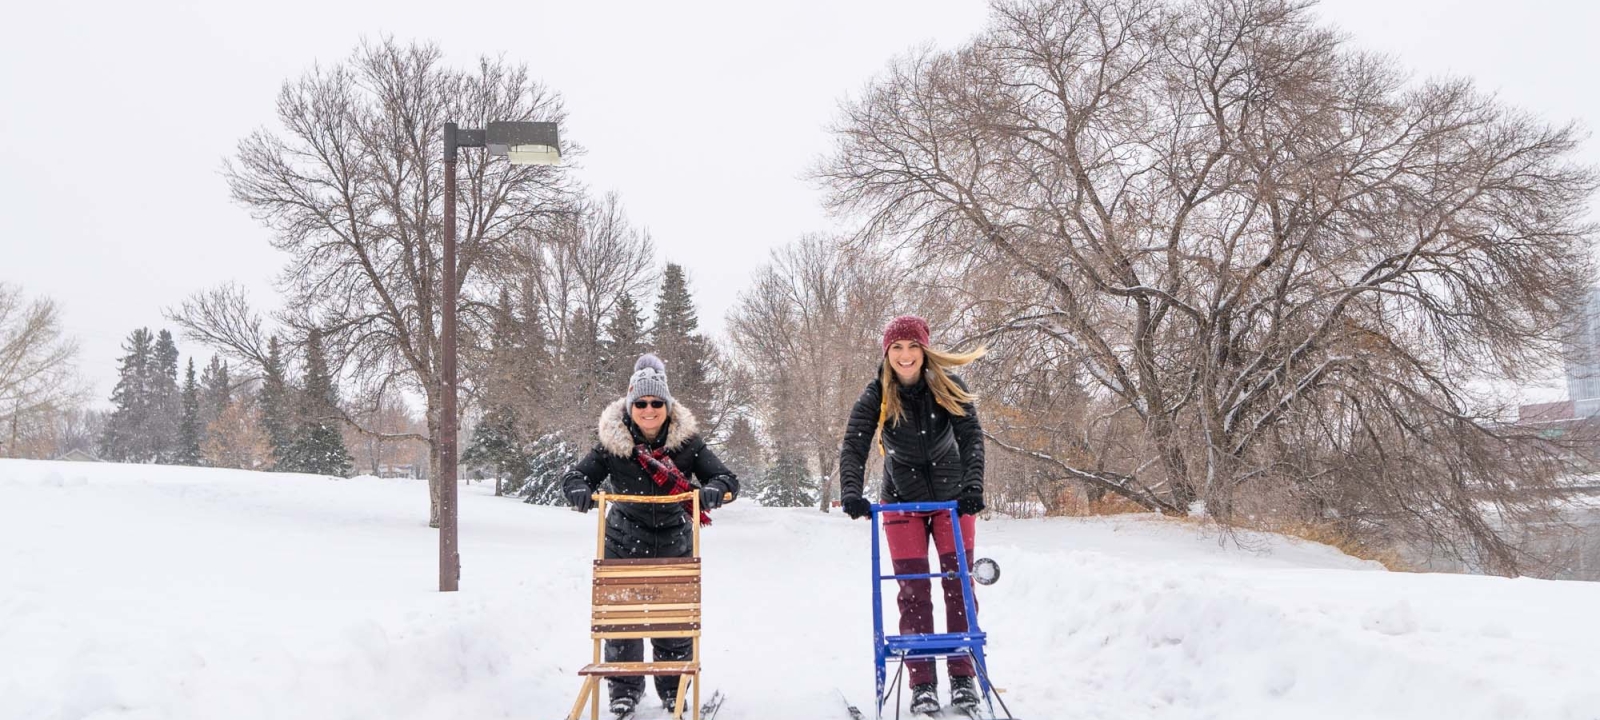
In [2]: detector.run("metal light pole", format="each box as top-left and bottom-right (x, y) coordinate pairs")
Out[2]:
(440, 120), (560, 592)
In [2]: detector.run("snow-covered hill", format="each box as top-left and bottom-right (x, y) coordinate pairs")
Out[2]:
(3, 459), (1598, 719)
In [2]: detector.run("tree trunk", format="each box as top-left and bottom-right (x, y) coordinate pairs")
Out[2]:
(1148, 413), (1196, 513)
(426, 405), (442, 528)
(815, 447), (835, 512)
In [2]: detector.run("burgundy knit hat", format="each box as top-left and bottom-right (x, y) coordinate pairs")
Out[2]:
(881, 315), (931, 354)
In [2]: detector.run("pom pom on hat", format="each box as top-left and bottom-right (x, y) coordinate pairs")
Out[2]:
(635, 353), (666, 374)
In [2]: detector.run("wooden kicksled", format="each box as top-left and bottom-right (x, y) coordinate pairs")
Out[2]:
(566, 491), (718, 720)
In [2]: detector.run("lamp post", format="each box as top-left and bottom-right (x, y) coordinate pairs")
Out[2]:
(440, 120), (560, 592)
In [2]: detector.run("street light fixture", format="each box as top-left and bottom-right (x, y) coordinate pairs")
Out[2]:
(486, 121), (562, 166)
(439, 120), (560, 592)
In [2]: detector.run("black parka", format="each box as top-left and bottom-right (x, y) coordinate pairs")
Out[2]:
(838, 372), (985, 505)
(562, 398), (738, 556)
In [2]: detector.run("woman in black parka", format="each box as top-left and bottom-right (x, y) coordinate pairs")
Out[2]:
(562, 353), (738, 717)
(838, 315), (987, 715)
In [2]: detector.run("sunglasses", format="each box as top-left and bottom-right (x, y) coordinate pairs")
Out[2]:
(633, 400), (667, 409)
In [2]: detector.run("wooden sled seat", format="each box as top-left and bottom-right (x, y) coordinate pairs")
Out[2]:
(578, 661), (700, 676)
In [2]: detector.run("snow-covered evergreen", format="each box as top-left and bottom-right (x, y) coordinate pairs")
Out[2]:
(463, 406), (527, 494)
(518, 432), (575, 505)
(760, 444), (816, 508)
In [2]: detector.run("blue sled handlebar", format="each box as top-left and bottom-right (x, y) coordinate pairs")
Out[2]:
(869, 501), (957, 514)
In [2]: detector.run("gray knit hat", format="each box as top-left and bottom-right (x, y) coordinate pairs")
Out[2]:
(627, 353), (673, 407)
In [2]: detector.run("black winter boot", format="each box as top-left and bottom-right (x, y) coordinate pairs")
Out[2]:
(609, 693), (638, 718)
(950, 675), (980, 709)
(909, 683), (940, 715)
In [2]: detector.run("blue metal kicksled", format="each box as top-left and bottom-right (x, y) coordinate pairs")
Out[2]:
(868, 501), (1018, 719)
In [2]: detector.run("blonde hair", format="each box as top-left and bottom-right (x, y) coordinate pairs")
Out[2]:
(876, 344), (987, 452)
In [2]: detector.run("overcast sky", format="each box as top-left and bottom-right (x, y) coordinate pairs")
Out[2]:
(3, 0), (1596, 405)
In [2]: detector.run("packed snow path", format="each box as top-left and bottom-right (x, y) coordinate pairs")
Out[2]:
(3, 459), (1599, 719)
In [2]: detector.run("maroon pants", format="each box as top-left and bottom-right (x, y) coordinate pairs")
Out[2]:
(884, 510), (979, 687)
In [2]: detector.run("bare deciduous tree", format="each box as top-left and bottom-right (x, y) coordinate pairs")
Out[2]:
(216, 39), (580, 525)
(818, 0), (1598, 572)
(729, 236), (905, 510)
(507, 192), (656, 350)
(168, 284), (271, 371)
(344, 382), (426, 477)
(0, 284), (83, 458)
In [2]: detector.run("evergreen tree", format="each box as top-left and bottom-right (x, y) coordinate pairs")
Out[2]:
(519, 432), (575, 505)
(100, 328), (155, 462)
(514, 288), (553, 403)
(196, 355), (232, 466)
(486, 289), (521, 406)
(493, 288), (517, 339)
(651, 263), (713, 414)
(565, 307), (607, 414)
(601, 291), (647, 390)
(467, 292), (534, 496)
(463, 406), (528, 496)
(719, 415), (767, 495)
(258, 336), (294, 468)
(176, 359), (202, 465)
(653, 264), (701, 337)
(148, 330), (182, 463)
(199, 355), (232, 432)
(280, 328), (352, 476)
(761, 443), (816, 508)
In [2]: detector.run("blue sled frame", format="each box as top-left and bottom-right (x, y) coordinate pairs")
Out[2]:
(868, 501), (1018, 720)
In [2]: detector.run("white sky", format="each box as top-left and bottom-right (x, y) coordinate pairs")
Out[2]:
(2, 0), (1596, 406)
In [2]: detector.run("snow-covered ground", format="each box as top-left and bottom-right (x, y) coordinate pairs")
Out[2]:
(3, 458), (1599, 720)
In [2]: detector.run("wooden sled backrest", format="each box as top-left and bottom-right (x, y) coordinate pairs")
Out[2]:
(591, 557), (702, 640)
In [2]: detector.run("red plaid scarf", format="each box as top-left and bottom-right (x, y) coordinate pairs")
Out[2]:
(634, 444), (712, 526)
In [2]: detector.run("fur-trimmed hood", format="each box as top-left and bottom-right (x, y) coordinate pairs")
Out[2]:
(596, 396), (701, 457)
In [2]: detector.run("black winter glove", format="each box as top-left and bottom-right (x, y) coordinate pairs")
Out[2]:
(957, 489), (986, 516)
(700, 485), (728, 511)
(841, 494), (871, 520)
(565, 485), (596, 513)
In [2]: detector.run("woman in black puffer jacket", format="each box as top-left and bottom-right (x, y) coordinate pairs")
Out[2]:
(562, 353), (738, 717)
(837, 315), (986, 714)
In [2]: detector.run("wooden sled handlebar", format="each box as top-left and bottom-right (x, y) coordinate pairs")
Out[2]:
(587, 491), (732, 565)
(591, 491), (734, 504)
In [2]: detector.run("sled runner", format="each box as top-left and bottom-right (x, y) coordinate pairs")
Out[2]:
(866, 501), (1018, 720)
(565, 491), (725, 720)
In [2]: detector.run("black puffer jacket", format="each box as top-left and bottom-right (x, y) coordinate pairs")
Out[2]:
(838, 372), (984, 504)
(562, 398), (738, 553)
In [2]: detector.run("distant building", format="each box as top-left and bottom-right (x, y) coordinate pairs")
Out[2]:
(1518, 401), (1575, 425)
(52, 449), (101, 462)
(1566, 288), (1600, 417)
(377, 463), (422, 479)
